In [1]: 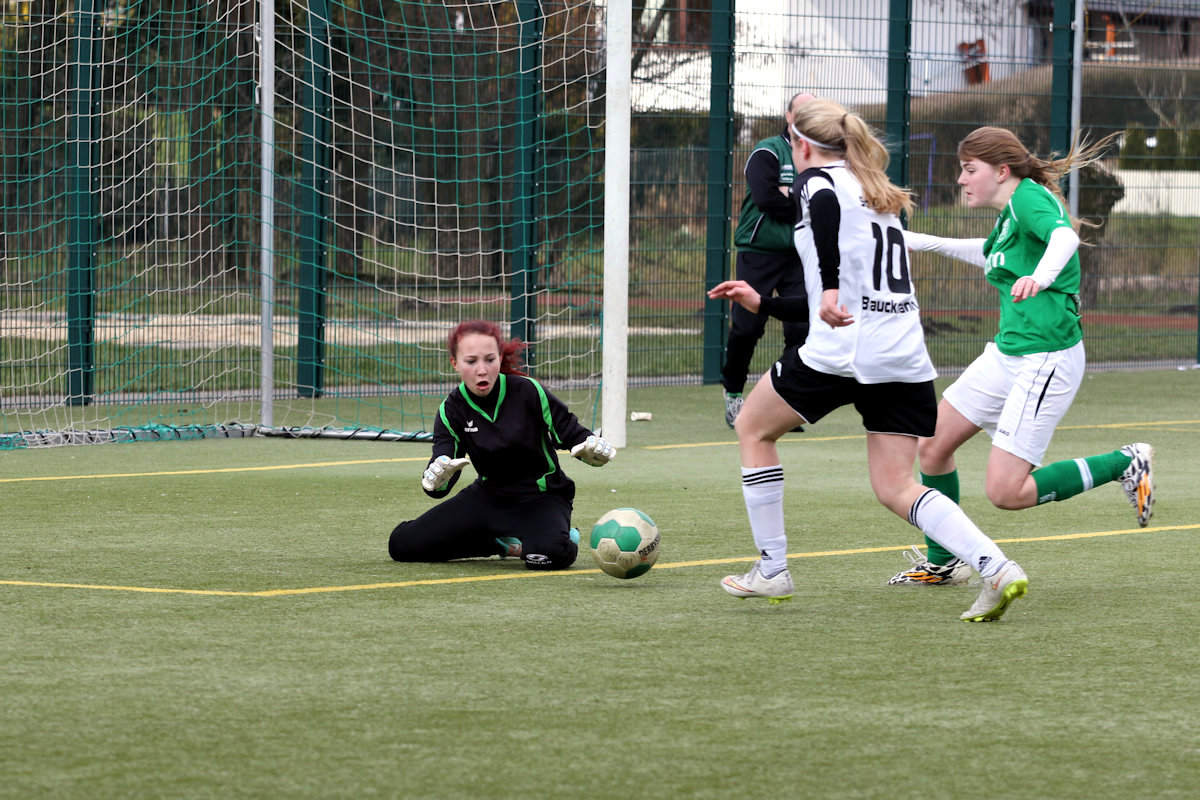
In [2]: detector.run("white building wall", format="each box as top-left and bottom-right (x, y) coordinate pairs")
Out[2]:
(631, 0), (1039, 116)
(1111, 170), (1200, 216)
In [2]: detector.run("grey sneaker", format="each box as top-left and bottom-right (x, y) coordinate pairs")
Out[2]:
(961, 560), (1028, 622)
(721, 563), (794, 604)
(1119, 443), (1154, 527)
(887, 545), (972, 586)
(724, 391), (744, 428)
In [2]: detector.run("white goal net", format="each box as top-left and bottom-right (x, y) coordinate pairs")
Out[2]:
(1, 0), (612, 448)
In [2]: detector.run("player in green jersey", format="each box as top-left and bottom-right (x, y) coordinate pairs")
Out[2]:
(887, 126), (1154, 587)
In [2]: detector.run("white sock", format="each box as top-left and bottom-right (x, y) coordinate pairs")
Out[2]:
(909, 489), (1007, 578)
(742, 466), (787, 577)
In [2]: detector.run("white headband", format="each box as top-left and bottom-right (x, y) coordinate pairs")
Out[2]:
(791, 124), (838, 151)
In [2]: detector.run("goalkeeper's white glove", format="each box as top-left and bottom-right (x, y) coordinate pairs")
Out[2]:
(421, 455), (471, 492)
(570, 435), (616, 467)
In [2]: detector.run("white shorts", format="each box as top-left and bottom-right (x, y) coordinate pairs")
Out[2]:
(942, 341), (1085, 466)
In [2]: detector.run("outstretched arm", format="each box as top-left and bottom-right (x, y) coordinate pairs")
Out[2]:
(903, 230), (987, 268)
(707, 280), (762, 313)
(708, 280), (809, 322)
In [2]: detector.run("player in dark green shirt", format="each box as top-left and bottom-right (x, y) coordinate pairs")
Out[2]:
(388, 320), (615, 570)
(720, 92), (814, 428)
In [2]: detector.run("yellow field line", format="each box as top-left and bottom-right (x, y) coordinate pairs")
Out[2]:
(664, 523), (1200, 567)
(3, 419), (1197, 480)
(1060, 419), (1200, 431)
(0, 456), (428, 483)
(0, 571), (575, 597)
(646, 419), (1200, 451)
(0, 581), (254, 597)
(645, 434), (862, 450)
(3, 523), (1196, 598)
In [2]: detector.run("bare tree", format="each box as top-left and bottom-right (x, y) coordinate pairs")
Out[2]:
(1138, 70), (1198, 129)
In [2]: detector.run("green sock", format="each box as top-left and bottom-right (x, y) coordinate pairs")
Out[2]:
(919, 470), (959, 565)
(1032, 449), (1131, 504)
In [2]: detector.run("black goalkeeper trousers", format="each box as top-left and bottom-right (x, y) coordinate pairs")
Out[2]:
(722, 248), (808, 394)
(389, 482), (578, 570)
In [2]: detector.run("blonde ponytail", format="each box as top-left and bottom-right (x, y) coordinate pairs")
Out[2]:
(791, 99), (914, 217)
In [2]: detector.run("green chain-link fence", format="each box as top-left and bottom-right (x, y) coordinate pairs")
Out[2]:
(2, 0), (1197, 446)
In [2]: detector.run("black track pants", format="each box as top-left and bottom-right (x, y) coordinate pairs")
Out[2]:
(389, 482), (578, 570)
(722, 249), (808, 394)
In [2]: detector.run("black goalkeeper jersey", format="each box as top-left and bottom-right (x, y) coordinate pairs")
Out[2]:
(424, 374), (593, 502)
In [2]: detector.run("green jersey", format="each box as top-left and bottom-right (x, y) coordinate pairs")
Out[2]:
(982, 178), (1082, 356)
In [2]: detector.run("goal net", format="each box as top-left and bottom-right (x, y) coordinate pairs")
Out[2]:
(0, 0), (608, 448)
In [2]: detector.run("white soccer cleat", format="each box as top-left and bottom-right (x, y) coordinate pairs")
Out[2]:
(887, 545), (973, 586)
(961, 560), (1028, 622)
(721, 563), (794, 604)
(1119, 443), (1154, 527)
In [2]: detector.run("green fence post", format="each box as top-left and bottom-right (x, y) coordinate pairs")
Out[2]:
(297, 0), (332, 399)
(66, 0), (99, 406)
(511, 0), (542, 363)
(1049, 0), (1075, 158)
(885, 0), (911, 189)
(703, 0), (735, 385)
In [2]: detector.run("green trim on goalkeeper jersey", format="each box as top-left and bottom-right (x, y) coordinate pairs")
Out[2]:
(437, 400), (460, 450)
(527, 377), (561, 493)
(458, 373), (508, 423)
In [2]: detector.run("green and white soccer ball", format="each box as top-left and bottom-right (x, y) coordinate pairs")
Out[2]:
(589, 508), (660, 580)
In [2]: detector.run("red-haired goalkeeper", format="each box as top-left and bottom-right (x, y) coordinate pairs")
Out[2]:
(388, 320), (615, 570)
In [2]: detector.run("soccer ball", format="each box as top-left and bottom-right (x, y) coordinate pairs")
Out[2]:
(588, 508), (660, 580)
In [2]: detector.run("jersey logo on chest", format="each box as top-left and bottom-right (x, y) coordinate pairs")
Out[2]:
(464, 419), (479, 433)
(994, 218), (1014, 247)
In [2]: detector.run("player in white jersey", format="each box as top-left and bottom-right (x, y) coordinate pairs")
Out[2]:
(708, 100), (1027, 622)
(885, 126), (1155, 588)
(792, 161), (936, 385)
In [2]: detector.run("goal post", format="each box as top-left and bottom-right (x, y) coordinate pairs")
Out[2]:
(602, 0), (631, 449)
(259, 0), (277, 429)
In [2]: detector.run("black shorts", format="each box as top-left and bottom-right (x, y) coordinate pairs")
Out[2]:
(768, 348), (937, 437)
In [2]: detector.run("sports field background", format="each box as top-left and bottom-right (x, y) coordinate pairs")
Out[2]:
(2, 369), (1198, 798)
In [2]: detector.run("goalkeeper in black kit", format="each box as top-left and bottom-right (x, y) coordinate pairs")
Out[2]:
(388, 319), (616, 570)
